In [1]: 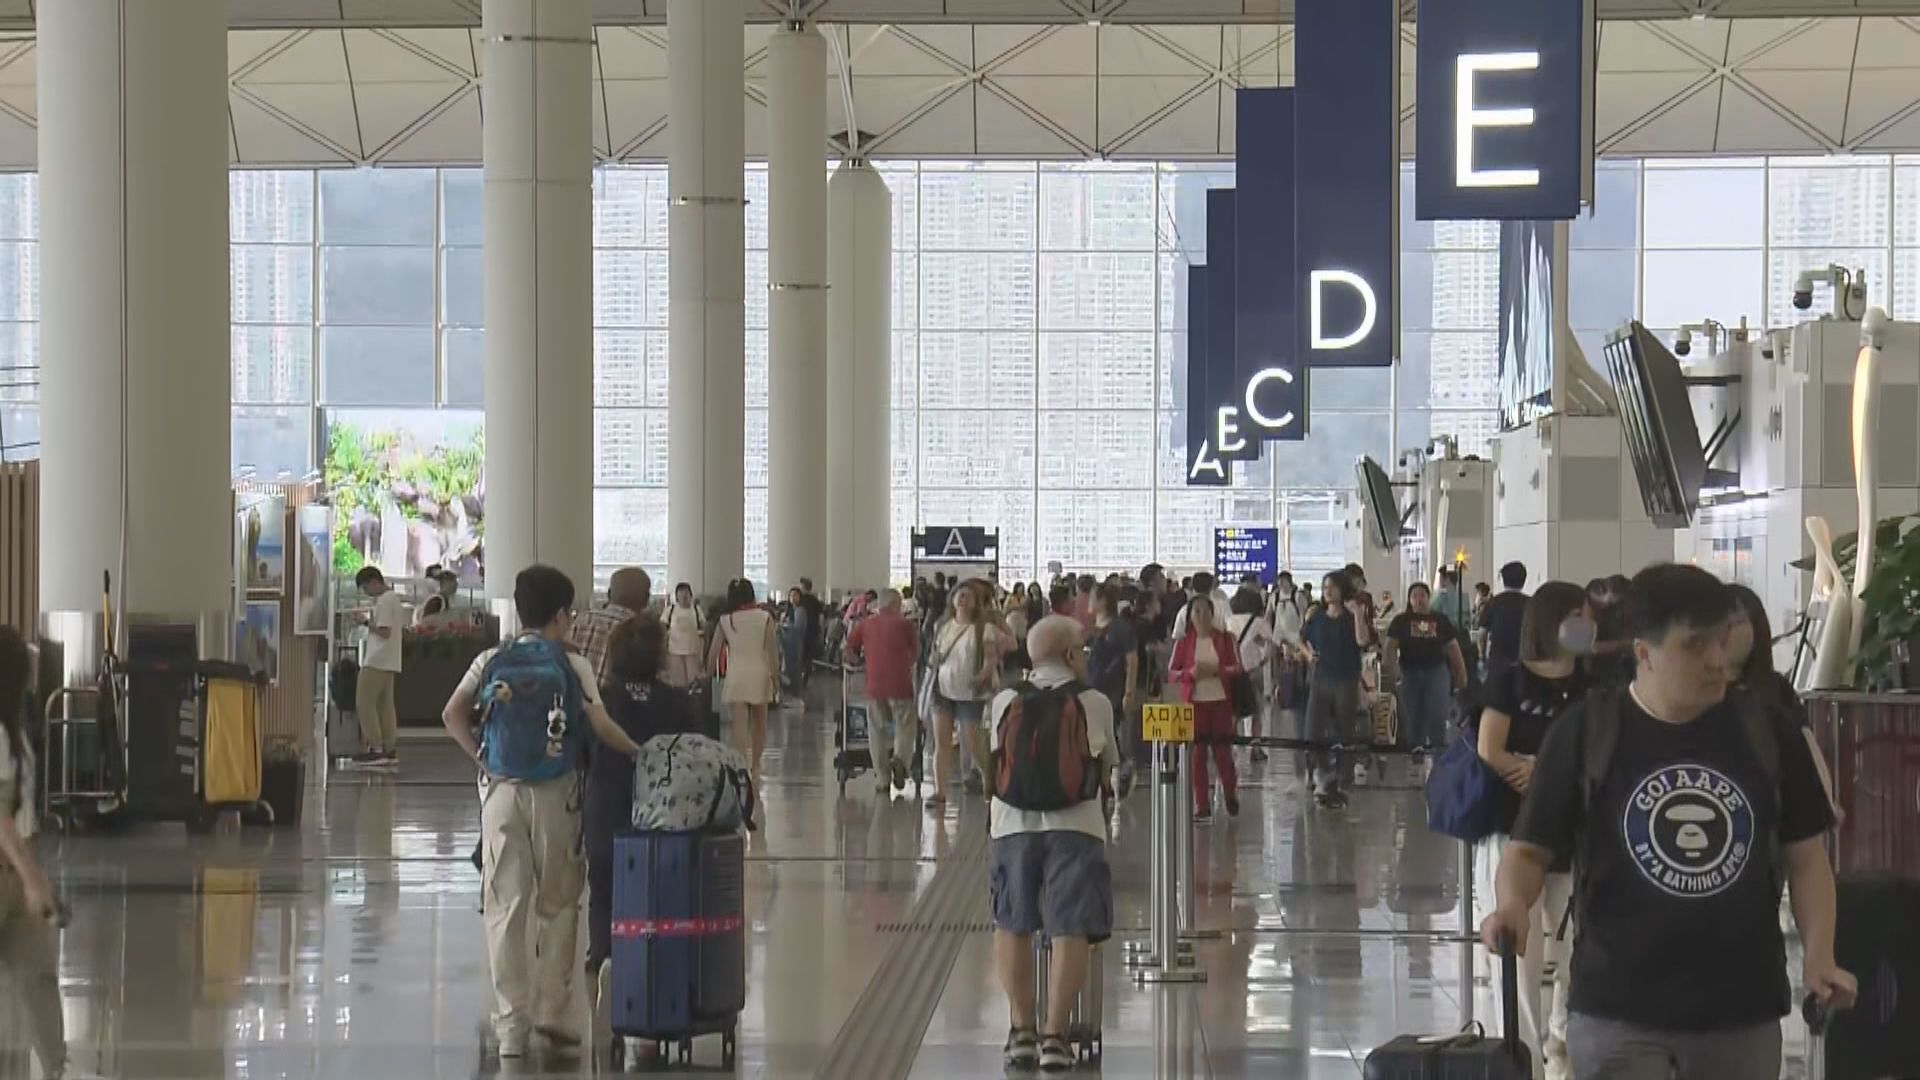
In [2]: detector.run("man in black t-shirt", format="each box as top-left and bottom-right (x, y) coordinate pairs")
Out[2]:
(1477, 561), (1530, 677)
(1482, 564), (1854, 1080)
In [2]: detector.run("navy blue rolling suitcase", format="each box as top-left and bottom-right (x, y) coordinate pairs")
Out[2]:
(609, 830), (746, 1069)
(1363, 939), (1530, 1079)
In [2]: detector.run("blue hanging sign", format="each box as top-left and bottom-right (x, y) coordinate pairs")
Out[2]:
(1234, 88), (1307, 442)
(1206, 189), (1257, 463)
(1294, 0), (1400, 370)
(1415, 0), (1596, 221)
(1185, 265), (1228, 487)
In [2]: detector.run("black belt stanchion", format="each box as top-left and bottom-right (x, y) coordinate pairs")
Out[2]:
(1131, 703), (1204, 986)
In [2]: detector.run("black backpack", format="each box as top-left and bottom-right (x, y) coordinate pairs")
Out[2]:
(992, 681), (1102, 812)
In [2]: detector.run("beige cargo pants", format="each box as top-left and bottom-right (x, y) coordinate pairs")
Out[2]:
(480, 773), (586, 1043)
(0, 865), (64, 1077)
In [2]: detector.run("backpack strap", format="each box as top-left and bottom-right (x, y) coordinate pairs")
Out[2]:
(1581, 687), (1624, 816)
(1739, 702), (1783, 795)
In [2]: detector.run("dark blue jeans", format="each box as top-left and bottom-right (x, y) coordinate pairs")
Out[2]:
(1398, 664), (1453, 751)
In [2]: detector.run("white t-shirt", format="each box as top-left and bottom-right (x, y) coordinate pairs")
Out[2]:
(1192, 637), (1227, 702)
(0, 725), (35, 839)
(363, 591), (407, 673)
(1227, 612), (1275, 674)
(458, 641), (602, 710)
(988, 664), (1117, 842)
(937, 620), (1008, 702)
(666, 605), (704, 657)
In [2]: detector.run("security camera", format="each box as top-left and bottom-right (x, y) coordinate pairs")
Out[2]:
(1793, 269), (1818, 311)
(1673, 328), (1693, 357)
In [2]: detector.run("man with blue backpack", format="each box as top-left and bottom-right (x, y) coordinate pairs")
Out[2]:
(442, 564), (645, 1060)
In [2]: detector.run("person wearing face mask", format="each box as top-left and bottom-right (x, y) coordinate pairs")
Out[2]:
(1473, 580), (1592, 1080)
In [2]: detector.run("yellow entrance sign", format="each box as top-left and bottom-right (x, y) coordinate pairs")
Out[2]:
(1142, 702), (1195, 744)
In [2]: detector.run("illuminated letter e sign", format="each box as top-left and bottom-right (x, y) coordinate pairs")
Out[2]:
(1416, 0), (1595, 221)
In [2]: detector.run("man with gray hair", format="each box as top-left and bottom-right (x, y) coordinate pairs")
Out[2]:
(845, 587), (921, 794)
(570, 567), (652, 686)
(988, 615), (1117, 1073)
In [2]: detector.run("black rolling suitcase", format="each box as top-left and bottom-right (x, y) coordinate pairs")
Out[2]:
(1805, 876), (1920, 1080)
(1363, 939), (1530, 1079)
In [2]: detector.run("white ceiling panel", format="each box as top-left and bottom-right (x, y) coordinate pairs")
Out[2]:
(4, 17), (1920, 167)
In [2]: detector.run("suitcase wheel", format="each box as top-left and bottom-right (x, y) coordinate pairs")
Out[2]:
(608, 1036), (624, 1071)
(723, 1027), (737, 1068)
(677, 1038), (692, 1064)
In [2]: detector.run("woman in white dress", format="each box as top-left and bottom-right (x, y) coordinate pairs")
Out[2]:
(665, 582), (706, 689)
(708, 579), (777, 786)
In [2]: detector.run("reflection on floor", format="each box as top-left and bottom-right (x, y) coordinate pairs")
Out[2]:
(12, 694), (1809, 1079)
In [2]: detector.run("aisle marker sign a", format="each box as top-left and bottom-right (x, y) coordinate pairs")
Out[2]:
(1143, 703), (1196, 744)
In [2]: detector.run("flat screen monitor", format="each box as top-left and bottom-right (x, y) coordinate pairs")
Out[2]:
(1356, 456), (1401, 550)
(1498, 220), (1557, 432)
(1602, 321), (1706, 529)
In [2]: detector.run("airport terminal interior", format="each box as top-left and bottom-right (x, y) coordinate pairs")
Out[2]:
(4, 0), (1920, 1077)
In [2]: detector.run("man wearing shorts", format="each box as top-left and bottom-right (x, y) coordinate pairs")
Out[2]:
(988, 616), (1117, 1074)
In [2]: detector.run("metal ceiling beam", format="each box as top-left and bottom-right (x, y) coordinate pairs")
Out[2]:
(0, 0), (1912, 33)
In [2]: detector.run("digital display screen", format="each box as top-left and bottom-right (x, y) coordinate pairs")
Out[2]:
(1215, 527), (1281, 585)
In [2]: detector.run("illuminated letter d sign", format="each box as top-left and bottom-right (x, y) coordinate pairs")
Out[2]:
(1309, 271), (1379, 351)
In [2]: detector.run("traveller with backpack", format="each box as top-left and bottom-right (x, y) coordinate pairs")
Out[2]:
(1471, 580), (1593, 1080)
(987, 616), (1117, 1075)
(1170, 594), (1245, 821)
(1483, 563), (1854, 1080)
(440, 564), (646, 1060)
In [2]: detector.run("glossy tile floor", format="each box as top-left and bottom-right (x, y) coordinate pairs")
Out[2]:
(11, 692), (1814, 1079)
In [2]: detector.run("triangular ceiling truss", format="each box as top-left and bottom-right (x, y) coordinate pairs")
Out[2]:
(0, 15), (1917, 166)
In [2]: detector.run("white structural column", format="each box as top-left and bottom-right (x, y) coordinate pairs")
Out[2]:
(481, 0), (595, 598)
(38, 1), (229, 619)
(668, 0), (747, 594)
(825, 163), (893, 593)
(766, 26), (830, 595)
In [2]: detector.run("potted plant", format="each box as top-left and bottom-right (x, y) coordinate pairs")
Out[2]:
(1800, 514), (1920, 689)
(259, 737), (306, 827)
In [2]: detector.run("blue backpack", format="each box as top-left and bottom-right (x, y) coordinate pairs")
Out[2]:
(1424, 726), (1519, 843)
(478, 636), (586, 783)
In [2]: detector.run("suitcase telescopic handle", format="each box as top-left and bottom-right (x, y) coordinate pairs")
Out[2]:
(1802, 994), (1833, 1035)
(1496, 931), (1522, 1062)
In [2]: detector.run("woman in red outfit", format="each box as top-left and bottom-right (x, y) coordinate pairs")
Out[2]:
(1169, 594), (1244, 820)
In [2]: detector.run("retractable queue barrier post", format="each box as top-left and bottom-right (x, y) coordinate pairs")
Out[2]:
(1136, 704), (1203, 985)
(1458, 839), (1476, 1026)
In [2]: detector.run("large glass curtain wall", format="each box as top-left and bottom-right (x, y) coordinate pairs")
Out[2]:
(5, 156), (1920, 586)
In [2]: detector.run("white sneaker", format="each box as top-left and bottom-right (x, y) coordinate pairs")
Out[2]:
(594, 958), (614, 1047)
(497, 1029), (528, 1058)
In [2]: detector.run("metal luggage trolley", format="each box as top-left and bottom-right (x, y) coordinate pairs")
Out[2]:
(833, 663), (925, 797)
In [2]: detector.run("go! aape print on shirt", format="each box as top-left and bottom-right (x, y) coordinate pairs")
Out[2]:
(1620, 763), (1757, 898)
